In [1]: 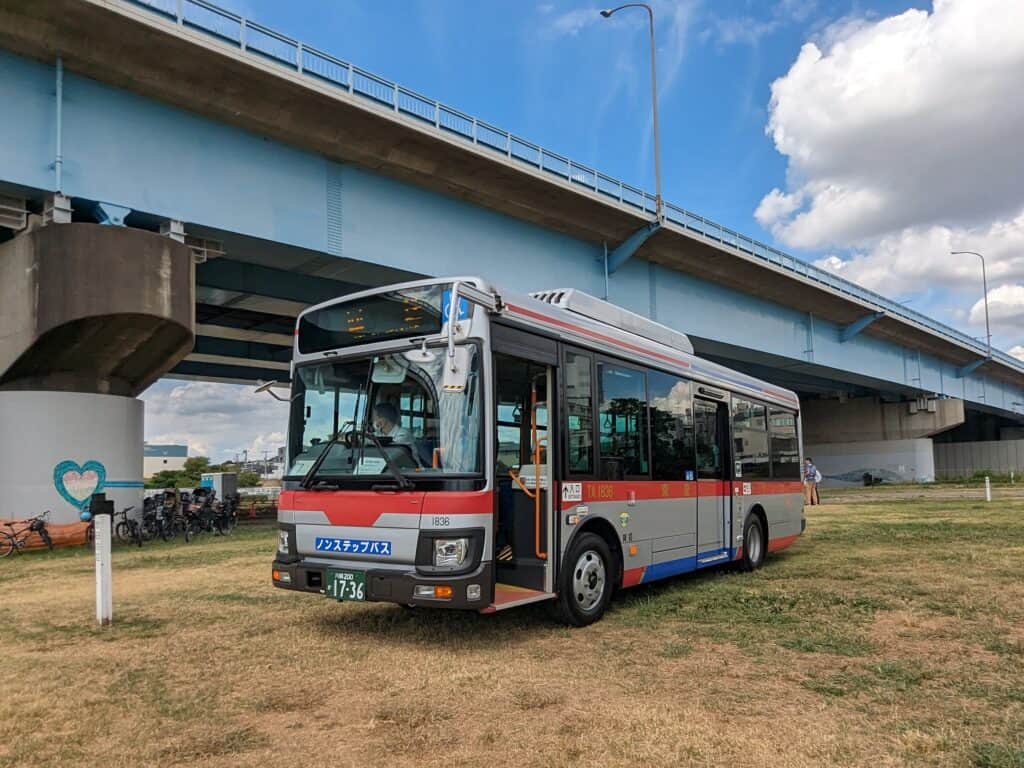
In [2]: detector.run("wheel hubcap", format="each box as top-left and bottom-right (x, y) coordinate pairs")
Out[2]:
(748, 523), (762, 563)
(572, 550), (606, 612)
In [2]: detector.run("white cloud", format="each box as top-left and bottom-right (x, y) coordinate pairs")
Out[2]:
(703, 0), (817, 48)
(1010, 346), (1024, 362)
(970, 284), (1024, 329)
(547, 7), (603, 37)
(813, 208), (1024, 297)
(758, 0), (1024, 249)
(755, 188), (804, 228)
(142, 380), (289, 463)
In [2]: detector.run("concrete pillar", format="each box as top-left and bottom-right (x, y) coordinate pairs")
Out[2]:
(805, 438), (936, 488)
(802, 396), (964, 443)
(802, 396), (964, 487)
(0, 224), (194, 523)
(0, 392), (143, 524)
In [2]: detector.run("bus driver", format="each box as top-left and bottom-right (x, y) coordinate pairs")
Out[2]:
(372, 402), (413, 444)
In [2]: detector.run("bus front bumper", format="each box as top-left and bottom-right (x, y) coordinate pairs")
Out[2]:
(271, 557), (493, 610)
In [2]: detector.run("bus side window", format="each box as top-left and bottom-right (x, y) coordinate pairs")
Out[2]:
(648, 371), (695, 481)
(769, 408), (800, 479)
(733, 398), (770, 479)
(597, 362), (648, 480)
(564, 351), (594, 476)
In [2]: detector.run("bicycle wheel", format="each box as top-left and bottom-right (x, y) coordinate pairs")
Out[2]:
(184, 520), (196, 543)
(39, 528), (53, 552)
(0, 532), (14, 558)
(84, 522), (95, 547)
(130, 522), (143, 548)
(160, 520), (176, 542)
(115, 520), (131, 543)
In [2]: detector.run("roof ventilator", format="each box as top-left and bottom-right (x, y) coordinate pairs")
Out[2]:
(529, 288), (693, 354)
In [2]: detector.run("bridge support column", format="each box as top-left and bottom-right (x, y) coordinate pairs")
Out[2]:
(0, 392), (144, 523)
(0, 223), (194, 523)
(802, 396), (965, 487)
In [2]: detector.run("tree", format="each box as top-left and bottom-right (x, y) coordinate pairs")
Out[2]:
(237, 470), (261, 487)
(182, 457), (212, 479)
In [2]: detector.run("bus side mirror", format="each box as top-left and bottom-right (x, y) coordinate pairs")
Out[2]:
(254, 380), (300, 403)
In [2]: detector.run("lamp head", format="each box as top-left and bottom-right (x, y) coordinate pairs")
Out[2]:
(600, 8), (613, 17)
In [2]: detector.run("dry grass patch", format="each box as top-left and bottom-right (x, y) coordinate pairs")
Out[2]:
(2, 491), (1023, 767)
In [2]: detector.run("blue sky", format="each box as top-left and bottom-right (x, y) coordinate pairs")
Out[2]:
(214, 0), (910, 241)
(143, 0), (1024, 460)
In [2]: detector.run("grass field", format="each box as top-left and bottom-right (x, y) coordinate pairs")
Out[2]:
(2, 487), (1023, 768)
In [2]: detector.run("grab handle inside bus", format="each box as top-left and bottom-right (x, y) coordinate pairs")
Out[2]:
(507, 383), (547, 561)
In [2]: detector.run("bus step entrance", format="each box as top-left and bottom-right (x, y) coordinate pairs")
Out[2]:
(483, 583), (552, 613)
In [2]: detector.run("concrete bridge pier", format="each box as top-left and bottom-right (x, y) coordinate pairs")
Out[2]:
(802, 396), (966, 487)
(0, 223), (194, 523)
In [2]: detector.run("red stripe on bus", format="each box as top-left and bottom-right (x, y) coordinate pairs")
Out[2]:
(621, 566), (646, 587)
(733, 481), (804, 495)
(560, 479), (802, 510)
(422, 491), (492, 515)
(279, 490), (490, 527)
(505, 303), (691, 369)
(768, 534), (799, 553)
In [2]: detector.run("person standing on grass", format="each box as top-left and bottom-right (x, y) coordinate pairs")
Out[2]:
(804, 457), (821, 505)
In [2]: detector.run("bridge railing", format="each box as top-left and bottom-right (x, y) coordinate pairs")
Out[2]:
(128, 0), (1023, 373)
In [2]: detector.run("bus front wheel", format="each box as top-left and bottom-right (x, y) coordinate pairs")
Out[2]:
(739, 514), (766, 572)
(552, 532), (613, 627)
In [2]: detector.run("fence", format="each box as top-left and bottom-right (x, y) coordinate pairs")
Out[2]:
(124, 0), (1024, 374)
(934, 440), (1024, 479)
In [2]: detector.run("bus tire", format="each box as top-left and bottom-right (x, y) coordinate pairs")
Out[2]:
(739, 513), (766, 572)
(552, 532), (613, 627)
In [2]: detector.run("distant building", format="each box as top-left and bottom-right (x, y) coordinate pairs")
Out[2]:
(144, 443), (188, 478)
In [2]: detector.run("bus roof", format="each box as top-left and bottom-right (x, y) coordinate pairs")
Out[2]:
(295, 276), (801, 410)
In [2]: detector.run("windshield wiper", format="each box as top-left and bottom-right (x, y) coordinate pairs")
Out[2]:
(300, 433), (342, 489)
(363, 427), (415, 490)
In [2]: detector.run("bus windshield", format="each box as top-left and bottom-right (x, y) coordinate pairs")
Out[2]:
(285, 345), (482, 482)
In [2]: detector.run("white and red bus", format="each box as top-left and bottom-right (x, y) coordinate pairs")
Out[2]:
(271, 277), (804, 625)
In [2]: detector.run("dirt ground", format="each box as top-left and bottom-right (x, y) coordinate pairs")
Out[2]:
(2, 486), (1022, 768)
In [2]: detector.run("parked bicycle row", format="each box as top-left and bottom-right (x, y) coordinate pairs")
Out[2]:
(2, 488), (242, 558)
(106, 488), (241, 546)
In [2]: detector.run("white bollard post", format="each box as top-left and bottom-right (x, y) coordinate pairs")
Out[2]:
(95, 513), (112, 625)
(984, 475), (992, 503)
(1011, 471), (1015, 485)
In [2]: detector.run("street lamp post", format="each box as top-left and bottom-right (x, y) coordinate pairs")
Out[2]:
(600, 3), (663, 222)
(951, 250), (992, 358)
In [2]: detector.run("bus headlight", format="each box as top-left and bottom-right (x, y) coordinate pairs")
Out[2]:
(433, 538), (469, 568)
(278, 530), (290, 554)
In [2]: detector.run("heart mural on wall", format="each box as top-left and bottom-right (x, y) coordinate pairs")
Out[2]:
(53, 460), (107, 509)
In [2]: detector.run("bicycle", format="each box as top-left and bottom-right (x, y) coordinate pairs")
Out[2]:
(113, 506), (142, 547)
(0, 512), (54, 558)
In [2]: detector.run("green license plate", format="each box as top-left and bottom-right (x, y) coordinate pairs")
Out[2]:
(326, 569), (366, 601)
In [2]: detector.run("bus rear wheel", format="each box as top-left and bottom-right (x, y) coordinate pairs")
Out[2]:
(552, 532), (613, 627)
(739, 514), (766, 572)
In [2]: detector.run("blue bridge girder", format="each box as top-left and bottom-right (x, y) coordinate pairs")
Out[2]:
(0, 0), (1022, 417)
(840, 311), (887, 343)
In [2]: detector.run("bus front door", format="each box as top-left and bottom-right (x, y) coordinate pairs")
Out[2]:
(493, 352), (555, 601)
(694, 398), (731, 564)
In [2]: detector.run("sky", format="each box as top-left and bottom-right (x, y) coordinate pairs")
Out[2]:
(142, 0), (1024, 461)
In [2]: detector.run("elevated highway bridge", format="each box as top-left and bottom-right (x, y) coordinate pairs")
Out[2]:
(0, 0), (1022, 520)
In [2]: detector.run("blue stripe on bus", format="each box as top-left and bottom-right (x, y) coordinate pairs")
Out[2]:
(641, 548), (735, 583)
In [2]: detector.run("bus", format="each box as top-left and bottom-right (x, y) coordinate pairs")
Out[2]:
(270, 277), (805, 625)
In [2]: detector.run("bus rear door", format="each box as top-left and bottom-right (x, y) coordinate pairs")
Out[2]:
(694, 397), (732, 565)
